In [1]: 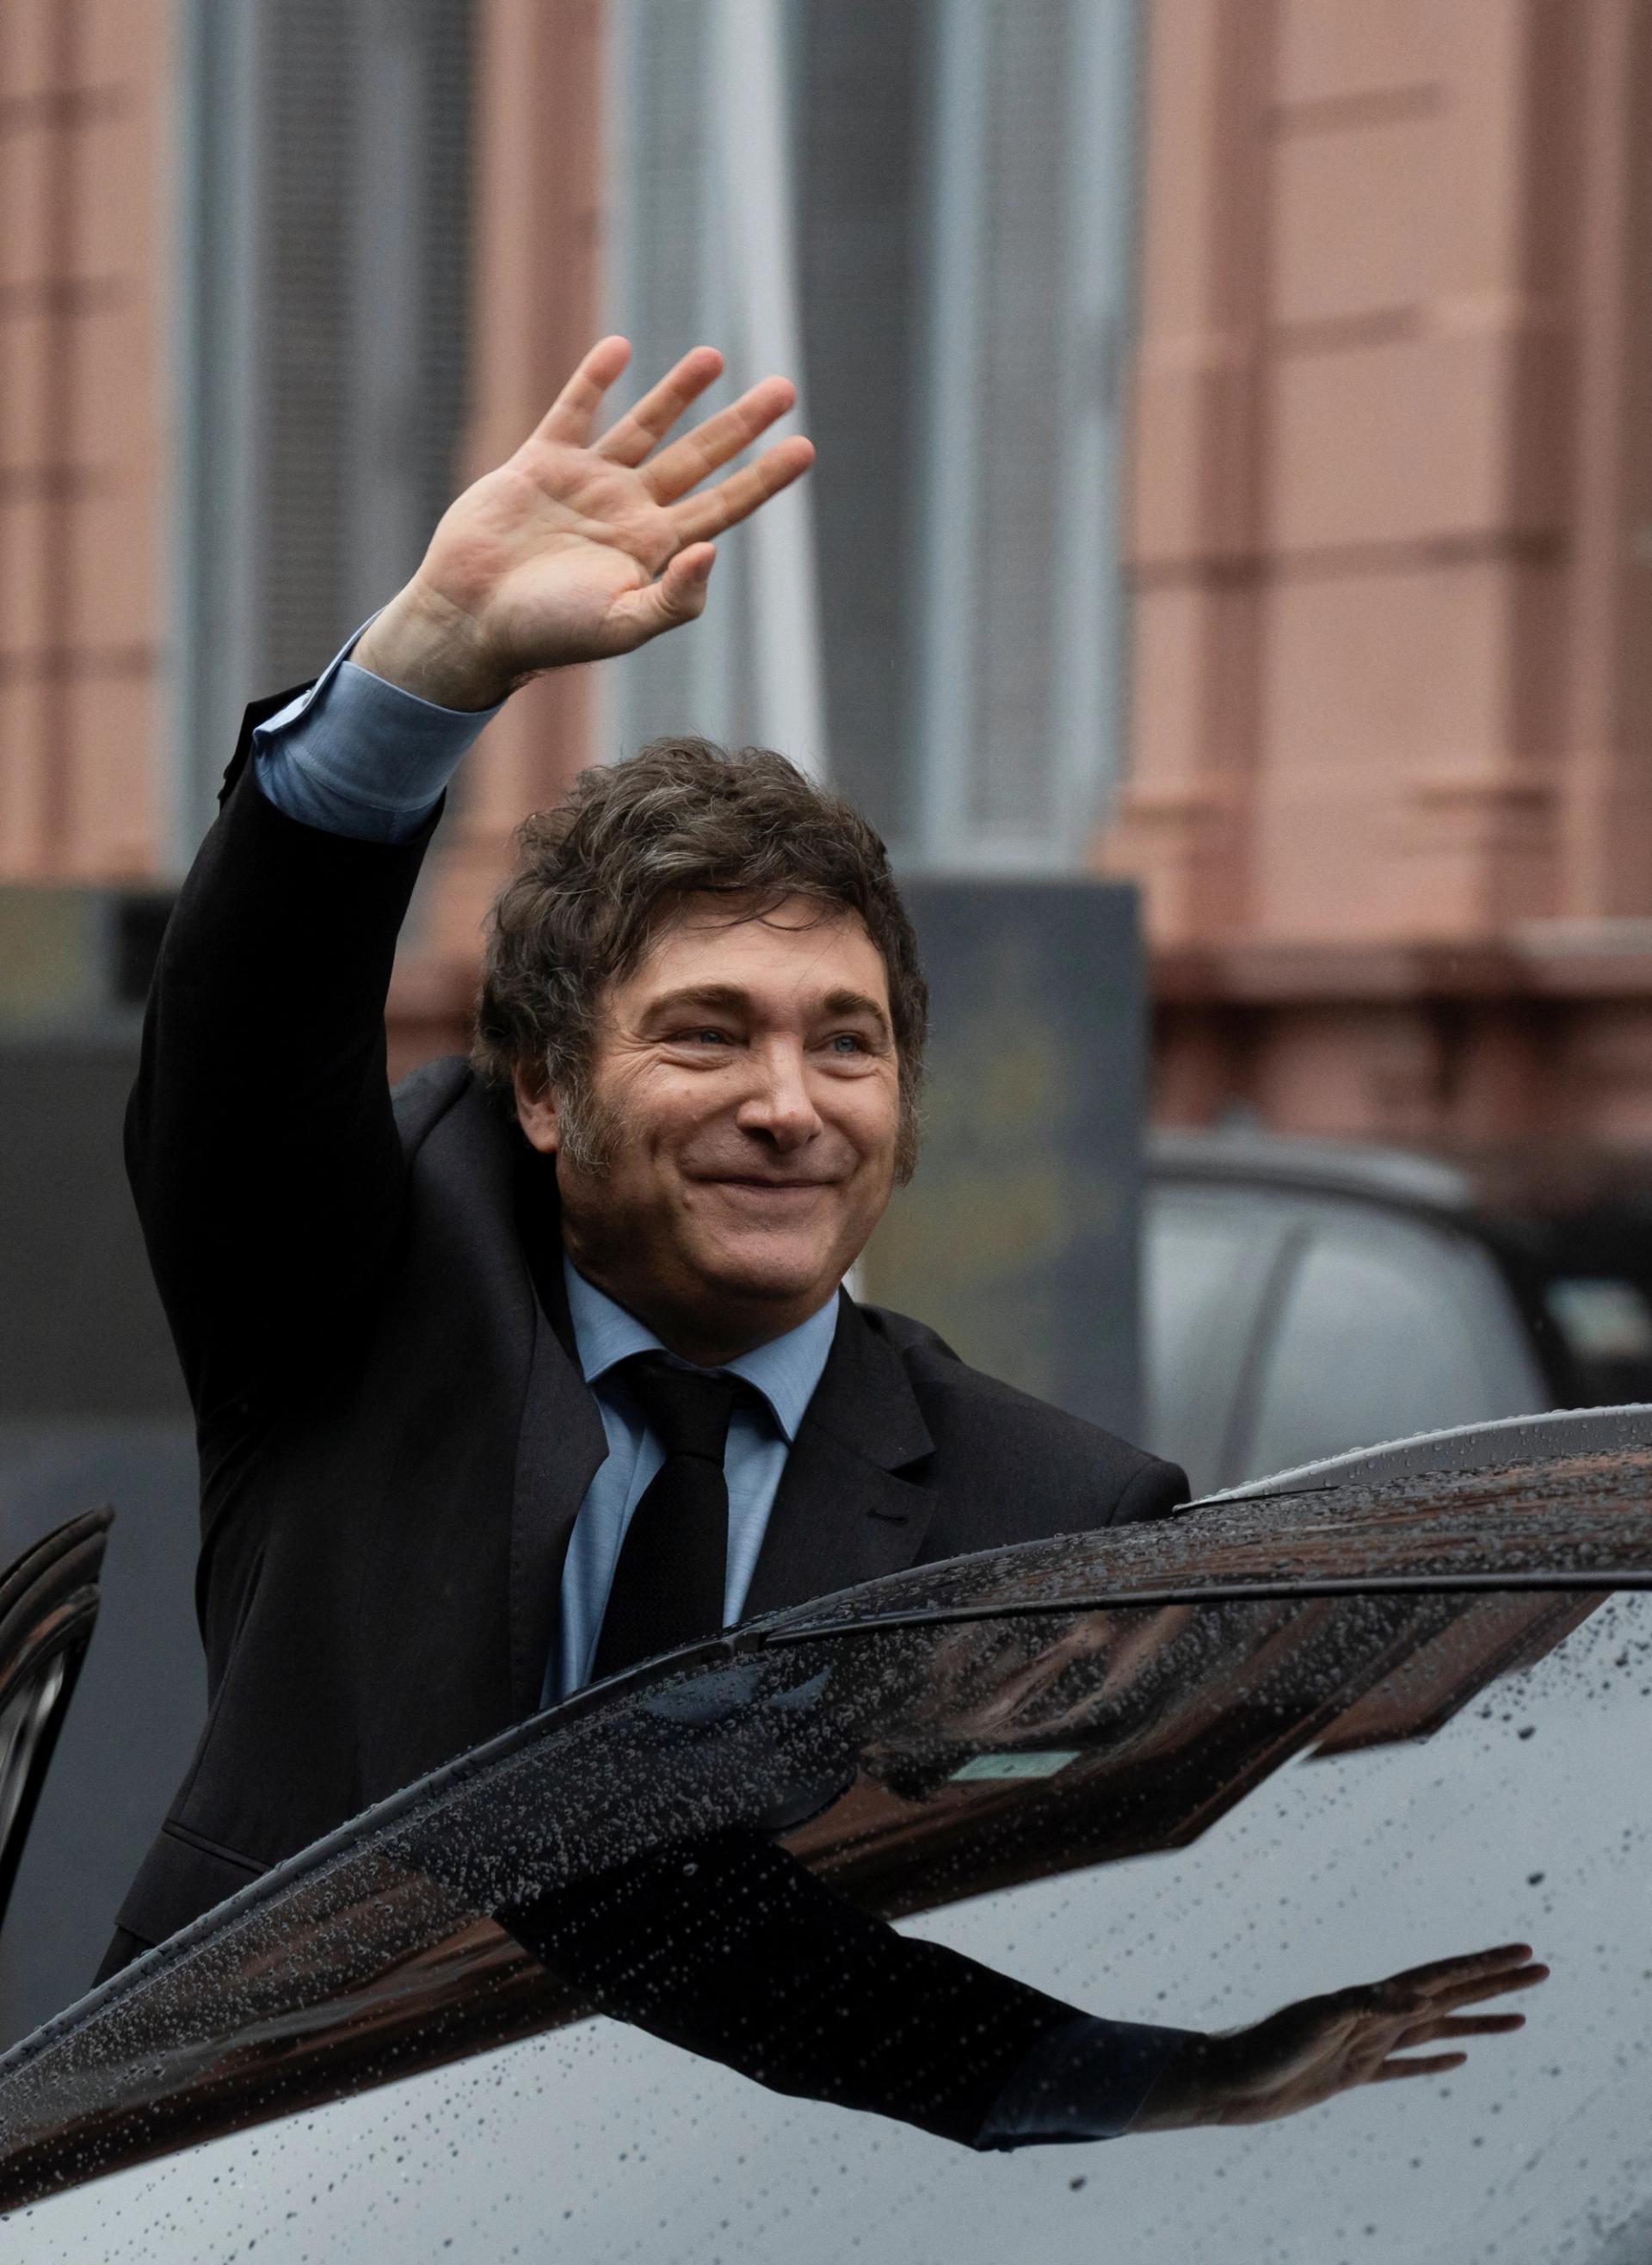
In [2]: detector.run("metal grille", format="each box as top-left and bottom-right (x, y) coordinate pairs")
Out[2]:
(257, 0), (474, 687)
(173, 0), (474, 855)
(254, 2), (356, 691)
(795, 0), (927, 847)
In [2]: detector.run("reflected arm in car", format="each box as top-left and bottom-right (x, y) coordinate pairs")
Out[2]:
(502, 1594), (1556, 2152)
(505, 1834), (1545, 2151)
(504, 1830), (1189, 2148)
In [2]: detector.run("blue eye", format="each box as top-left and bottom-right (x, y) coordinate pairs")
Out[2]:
(828, 1033), (865, 1054)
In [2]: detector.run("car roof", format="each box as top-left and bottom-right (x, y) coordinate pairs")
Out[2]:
(1199, 1403), (1652, 1504)
(1147, 1123), (1652, 1237)
(1147, 1125), (1477, 1213)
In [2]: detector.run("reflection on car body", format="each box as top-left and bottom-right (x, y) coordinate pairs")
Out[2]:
(0, 1509), (110, 1943)
(3, 1410), (1652, 2260)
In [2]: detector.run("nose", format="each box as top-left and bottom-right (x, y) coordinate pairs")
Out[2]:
(736, 1038), (823, 1151)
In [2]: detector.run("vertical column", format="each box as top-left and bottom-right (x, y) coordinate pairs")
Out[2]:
(1101, 0), (1276, 935)
(710, 0), (827, 782)
(0, 0), (65, 871)
(1111, 0), (1589, 952)
(603, 0), (730, 762)
(917, 0), (1140, 873)
(0, 0), (167, 881)
(420, 0), (607, 966)
(169, 0), (259, 867)
(1556, 0), (1652, 922)
(34, 0), (77, 869)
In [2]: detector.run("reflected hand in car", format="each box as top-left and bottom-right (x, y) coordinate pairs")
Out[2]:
(1128, 1941), (1548, 2132)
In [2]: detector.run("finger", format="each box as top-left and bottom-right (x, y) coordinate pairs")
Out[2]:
(601, 543), (717, 651)
(533, 336), (633, 447)
(594, 346), (725, 467)
(668, 435), (817, 546)
(1394, 2013), (1527, 2046)
(1359, 1964), (1545, 2025)
(641, 377), (800, 503)
(1372, 2052), (1468, 2083)
(1384, 1945), (1536, 1993)
(1423, 1964), (1549, 2013)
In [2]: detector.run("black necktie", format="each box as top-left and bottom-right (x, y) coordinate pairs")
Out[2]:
(589, 1354), (752, 1681)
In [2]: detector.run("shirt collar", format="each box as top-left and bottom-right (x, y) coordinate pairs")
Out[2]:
(562, 1257), (840, 1444)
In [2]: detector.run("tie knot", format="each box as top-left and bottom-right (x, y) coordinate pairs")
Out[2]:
(619, 1353), (752, 1463)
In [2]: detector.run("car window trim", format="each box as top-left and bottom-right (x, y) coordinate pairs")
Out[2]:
(762, 1565), (1645, 1645)
(1216, 1215), (1314, 1486)
(1143, 1191), (1302, 1487)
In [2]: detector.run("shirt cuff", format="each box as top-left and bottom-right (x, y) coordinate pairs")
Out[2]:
(977, 2015), (1198, 2149)
(251, 615), (504, 843)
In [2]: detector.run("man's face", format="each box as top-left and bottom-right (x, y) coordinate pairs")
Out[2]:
(514, 893), (903, 1361)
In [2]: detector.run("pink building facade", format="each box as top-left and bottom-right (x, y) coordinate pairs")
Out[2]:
(7, 0), (1652, 1143)
(0, 0), (170, 881)
(1106, 0), (1652, 1146)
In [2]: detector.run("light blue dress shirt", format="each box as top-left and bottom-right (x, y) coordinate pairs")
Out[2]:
(252, 618), (498, 841)
(248, 628), (1193, 2145)
(552, 1258), (839, 1702)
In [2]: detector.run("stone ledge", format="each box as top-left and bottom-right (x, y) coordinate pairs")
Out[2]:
(1153, 934), (1652, 1004)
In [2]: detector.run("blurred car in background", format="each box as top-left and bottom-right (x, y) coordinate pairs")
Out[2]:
(1144, 1128), (1652, 1494)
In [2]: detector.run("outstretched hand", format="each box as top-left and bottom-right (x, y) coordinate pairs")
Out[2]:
(353, 337), (814, 710)
(1129, 1941), (1547, 2132)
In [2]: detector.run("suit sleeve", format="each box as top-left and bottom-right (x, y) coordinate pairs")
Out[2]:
(1110, 1453), (1191, 1526)
(126, 699), (441, 1426)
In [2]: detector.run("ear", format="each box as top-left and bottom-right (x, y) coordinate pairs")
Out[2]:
(512, 1065), (562, 1156)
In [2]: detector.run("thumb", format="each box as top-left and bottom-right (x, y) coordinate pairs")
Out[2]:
(604, 543), (716, 651)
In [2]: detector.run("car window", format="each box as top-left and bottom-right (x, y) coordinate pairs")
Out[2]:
(0, 1506), (111, 1936)
(1142, 1188), (1301, 1493)
(1544, 1275), (1652, 1405)
(5, 1447), (1652, 2261)
(1239, 1206), (1549, 1481)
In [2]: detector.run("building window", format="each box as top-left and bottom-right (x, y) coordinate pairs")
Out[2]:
(605, 0), (1140, 873)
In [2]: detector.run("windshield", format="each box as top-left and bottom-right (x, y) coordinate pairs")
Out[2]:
(5, 1449), (1652, 2258)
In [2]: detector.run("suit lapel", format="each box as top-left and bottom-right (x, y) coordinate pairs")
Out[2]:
(508, 1161), (941, 1688)
(744, 1295), (937, 1617)
(507, 1150), (607, 1717)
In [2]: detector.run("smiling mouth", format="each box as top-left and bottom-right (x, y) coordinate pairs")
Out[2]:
(701, 1176), (837, 1193)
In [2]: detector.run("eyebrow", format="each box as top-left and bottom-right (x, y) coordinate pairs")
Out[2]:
(644, 984), (893, 1040)
(819, 988), (892, 1036)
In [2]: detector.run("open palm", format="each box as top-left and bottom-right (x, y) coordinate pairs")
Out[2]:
(355, 336), (814, 707)
(1131, 1941), (1548, 2132)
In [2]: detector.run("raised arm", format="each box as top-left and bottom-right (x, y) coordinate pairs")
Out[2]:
(130, 340), (813, 1423)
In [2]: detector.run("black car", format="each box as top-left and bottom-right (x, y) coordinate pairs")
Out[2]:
(1145, 1127), (1652, 1491)
(3, 1407), (1651, 2262)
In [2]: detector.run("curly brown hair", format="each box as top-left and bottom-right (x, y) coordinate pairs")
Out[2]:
(473, 737), (928, 1177)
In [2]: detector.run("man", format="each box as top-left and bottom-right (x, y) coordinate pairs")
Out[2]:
(108, 339), (1541, 2145)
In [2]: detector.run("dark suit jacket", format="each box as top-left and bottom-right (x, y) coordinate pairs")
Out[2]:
(113, 690), (1188, 1985)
